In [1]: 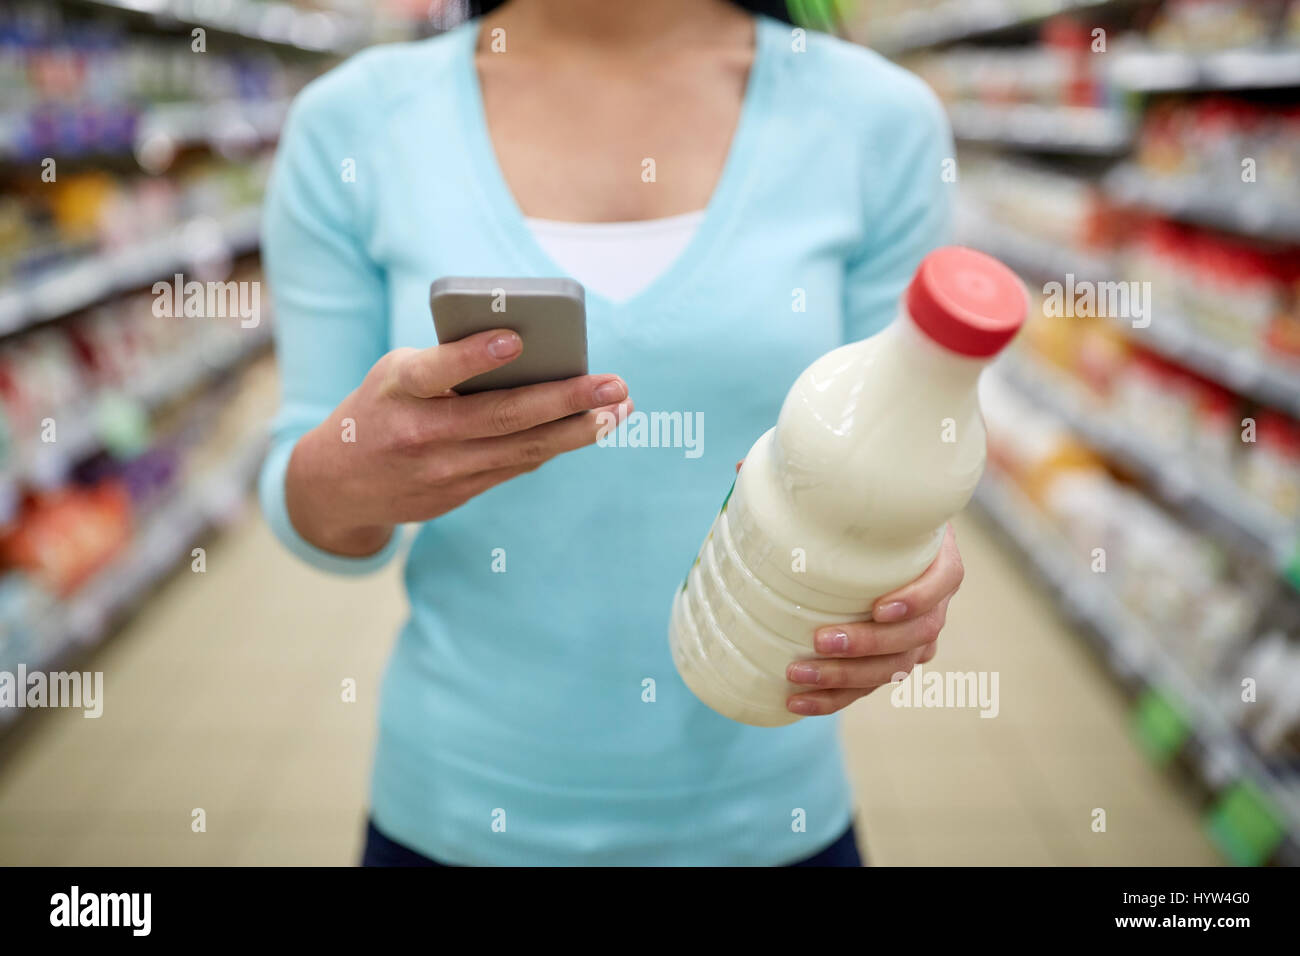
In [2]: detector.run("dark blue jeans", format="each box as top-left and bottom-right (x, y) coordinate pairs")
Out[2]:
(362, 819), (863, 867)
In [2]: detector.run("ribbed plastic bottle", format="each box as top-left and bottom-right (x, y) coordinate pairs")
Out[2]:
(669, 246), (1029, 726)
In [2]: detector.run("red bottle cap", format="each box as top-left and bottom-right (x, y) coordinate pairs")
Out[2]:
(905, 246), (1028, 357)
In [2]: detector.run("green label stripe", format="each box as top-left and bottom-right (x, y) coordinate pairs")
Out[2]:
(682, 479), (737, 592)
(681, 552), (701, 593)
(1132, 688), (1190, 766)
(1283, 539), (1300, 593)
(1206, 781), (1285, 866)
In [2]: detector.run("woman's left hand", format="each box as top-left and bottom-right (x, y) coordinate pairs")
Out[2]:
(785, 524), (964, 717)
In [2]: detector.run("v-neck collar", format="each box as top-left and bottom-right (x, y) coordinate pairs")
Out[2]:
(452, 15), (777, 313)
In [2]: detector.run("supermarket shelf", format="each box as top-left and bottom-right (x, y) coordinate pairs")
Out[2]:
(1109, 46), (1300, 92)
(997, 357), (1300, 575)
(962, 215), (1300, 418)
(0, 97), (288, 162)
(866, 0), (1125, 56)
(0, 325), (272, 494)
(134, 98), (289, 152)
(1105, 164), (1300, 244)
(0, 205), (262, 337)
(72, 0), (366, 54)
(1126, 307), (1300, 421)
(956, 203), (1115, 281)
(949, 102), (1136, 155)
(0, 425), (270, 712)
(972, 469), (1300, 866)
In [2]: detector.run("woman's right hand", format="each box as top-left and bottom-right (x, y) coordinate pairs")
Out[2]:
(284, 328), (631, 557)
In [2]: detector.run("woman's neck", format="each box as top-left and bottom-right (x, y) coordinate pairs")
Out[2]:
(482, 0), (752, 58)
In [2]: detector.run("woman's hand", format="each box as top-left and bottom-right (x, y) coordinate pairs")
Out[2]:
(786, 524), (964, 717)
(285, 328), (631, 557)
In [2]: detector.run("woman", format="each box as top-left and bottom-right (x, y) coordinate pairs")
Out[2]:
(260, 0), (962, 866)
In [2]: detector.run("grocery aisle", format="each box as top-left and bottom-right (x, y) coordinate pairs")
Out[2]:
(2, 0), (1296, 869)
(0, 513), (403, 866)
(0, 499), (1219, 865)
(862, 0), (1300, 868)
(0, 0), (427, 864)
(844, 508), (1219, 866)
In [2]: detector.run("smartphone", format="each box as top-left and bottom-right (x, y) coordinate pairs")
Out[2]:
(429, 277), (587, 394)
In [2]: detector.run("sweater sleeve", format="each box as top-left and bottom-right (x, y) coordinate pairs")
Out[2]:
(842, 72), (955, 342)
(257, 66), (402, 575)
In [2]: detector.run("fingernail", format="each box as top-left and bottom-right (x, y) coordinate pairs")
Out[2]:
(488, 332), (521, 358)
(594, 379), (627, 404)
(788, 663), (820, 685)
(788, 697), (820, 715)
(815, 629), (849, 653)
(874, 601), (907, 622)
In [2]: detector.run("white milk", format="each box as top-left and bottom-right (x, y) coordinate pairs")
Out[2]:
(669, 247), (1027, 726)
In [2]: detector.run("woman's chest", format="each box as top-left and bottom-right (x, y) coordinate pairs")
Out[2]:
(381, 219), (850, 400)
(368, 93), (864, 399)
(475, 55), (750, 222)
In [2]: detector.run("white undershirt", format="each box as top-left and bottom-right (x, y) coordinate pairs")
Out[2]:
(524, 210), (705, 304)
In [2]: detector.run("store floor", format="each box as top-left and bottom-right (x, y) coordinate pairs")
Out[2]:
(0, 503), (1220, 865)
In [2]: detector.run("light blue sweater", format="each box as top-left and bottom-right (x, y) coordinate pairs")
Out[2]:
(259, 16), (952, 865)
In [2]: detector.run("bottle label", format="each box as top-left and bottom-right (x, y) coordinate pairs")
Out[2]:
(681, 477), (737, 592)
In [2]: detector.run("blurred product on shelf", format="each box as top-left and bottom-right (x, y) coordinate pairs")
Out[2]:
(893, 0), (1300, 145)
(0, 349), (276, 679)
(1046, 468), (1261, 676)
(934, 0), (1300, 848)
(0, 153), (271, 288)
(0, 258), (270, 487)
(1128, 219), (1300, 363)
(1224, 630), (1300, 757)
(959, 149), (1300, 371)
(0, 566), (53, 676)
(896, 11), (1143, 153)
(1241, 412), (1300, 517)
(0, 480), (132, 598)
(872, 0), (1300, 56)
(959, 156), (1121, 252)
(1017, 288), (1300, 521)
(1147, 0), (1294, 50)
(980, 374), (1285, 744)
(859, 0), (1123, 54)
(906, 18), (1114, 109)
(0, 1), (313, 159)
(0, 0), (374, 718)
(66, 0), (382, 54)
(1132, 97), (1300, 213)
